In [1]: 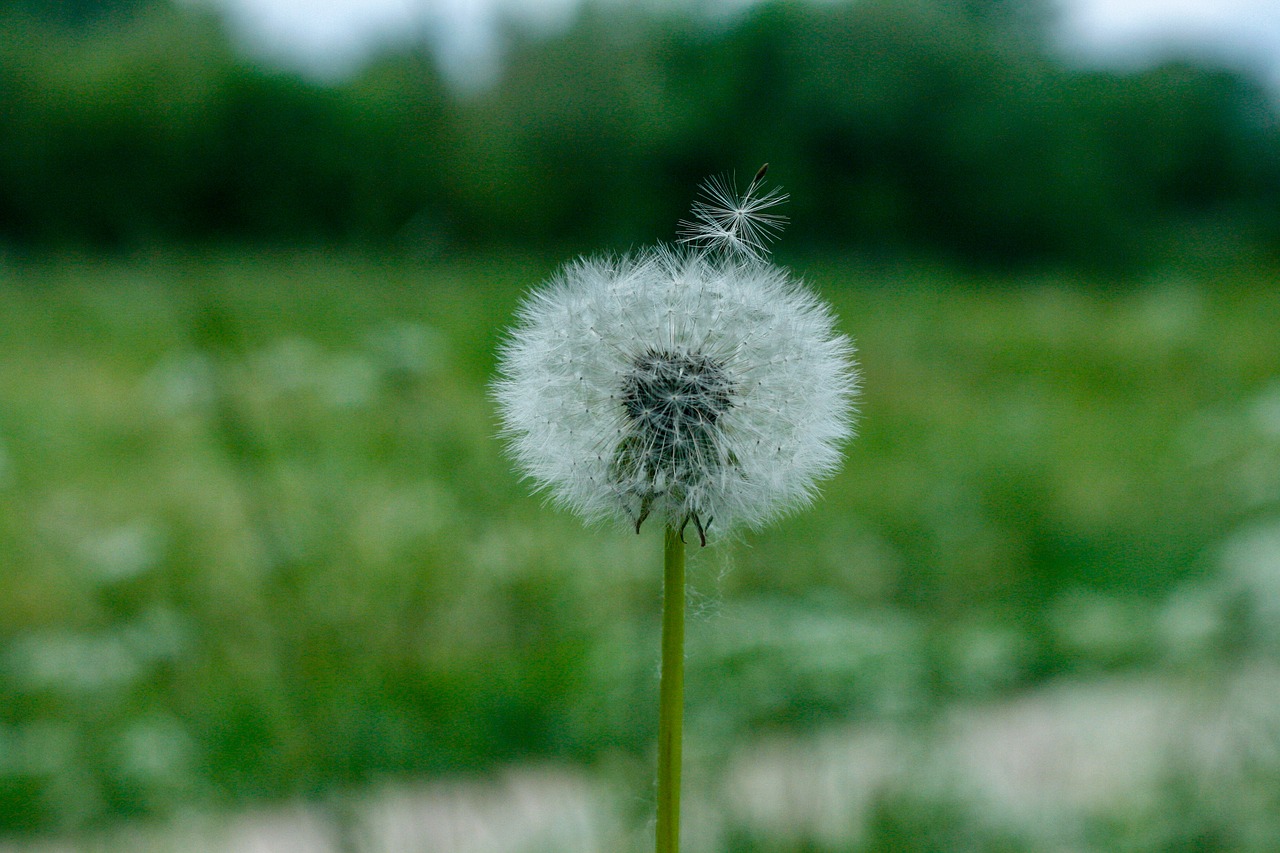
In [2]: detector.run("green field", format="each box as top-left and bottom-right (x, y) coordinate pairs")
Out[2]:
(3, 252), (1280, 850)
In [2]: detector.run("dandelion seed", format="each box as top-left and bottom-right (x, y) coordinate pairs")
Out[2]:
(676, 164), (790, 260)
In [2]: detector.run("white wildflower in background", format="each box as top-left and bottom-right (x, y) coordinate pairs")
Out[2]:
(494, 167), (858, 545)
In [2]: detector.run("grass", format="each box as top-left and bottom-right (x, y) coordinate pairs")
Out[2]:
(1, 250), (1279, 846)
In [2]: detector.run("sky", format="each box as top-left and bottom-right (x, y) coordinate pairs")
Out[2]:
(199, 0), (1280, 90)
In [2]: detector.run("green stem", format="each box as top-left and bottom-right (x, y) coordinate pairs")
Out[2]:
(656, 525), (686, 853)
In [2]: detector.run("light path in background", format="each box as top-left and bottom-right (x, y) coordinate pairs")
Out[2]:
(198, 0), (1280, 89)
(3, 666), (1278, 851)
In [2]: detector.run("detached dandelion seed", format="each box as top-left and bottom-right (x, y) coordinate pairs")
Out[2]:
(492, 166), (859, 852)
(677, 162), (790, 260)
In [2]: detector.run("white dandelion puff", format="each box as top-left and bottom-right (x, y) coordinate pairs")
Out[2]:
(493, 169), (858, 853)
(494, 173), (858, 545)
(677, 163), (789, 260)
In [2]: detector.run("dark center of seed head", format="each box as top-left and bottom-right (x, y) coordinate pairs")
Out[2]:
(621, 349), (732, 440)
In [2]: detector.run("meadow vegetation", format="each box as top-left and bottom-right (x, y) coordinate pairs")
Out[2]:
(2, 253), (1279, 849)
(5, 0), (1280, 847)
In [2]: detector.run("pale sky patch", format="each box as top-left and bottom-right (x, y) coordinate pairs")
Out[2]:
(197, 0), (1280, 90)
(1054, 0), (1280, 86)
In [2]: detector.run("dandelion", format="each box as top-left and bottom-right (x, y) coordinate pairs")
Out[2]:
(496, 169), (854, 544)
(493, 167), (859, 853)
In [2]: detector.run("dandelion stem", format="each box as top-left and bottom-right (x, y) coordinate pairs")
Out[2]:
(656, 525), (686, 853)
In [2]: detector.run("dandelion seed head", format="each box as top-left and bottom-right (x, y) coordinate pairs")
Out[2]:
(494, 240), (859, 541)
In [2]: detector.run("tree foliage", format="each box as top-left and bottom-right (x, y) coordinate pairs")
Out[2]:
(1, 0), (1277, 269)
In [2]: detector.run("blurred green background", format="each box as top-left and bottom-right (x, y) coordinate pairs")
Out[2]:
(3, 0), (1280, 850)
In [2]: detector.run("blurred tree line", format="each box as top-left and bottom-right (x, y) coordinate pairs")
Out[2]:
(2, 0), (1278, 269)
